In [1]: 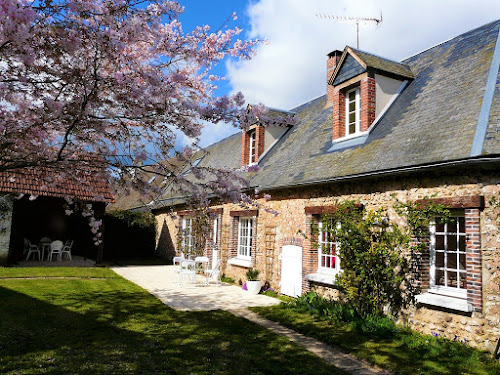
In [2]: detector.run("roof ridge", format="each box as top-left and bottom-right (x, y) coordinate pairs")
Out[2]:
(350, 47), (410, 67)
(401, 18), (500, 63)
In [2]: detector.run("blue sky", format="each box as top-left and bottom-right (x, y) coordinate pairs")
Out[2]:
(177, 1), (251, 98)
(174, 0), (500, 149)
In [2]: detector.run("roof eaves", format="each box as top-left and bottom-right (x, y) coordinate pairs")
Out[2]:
(256, 156), (500, 193)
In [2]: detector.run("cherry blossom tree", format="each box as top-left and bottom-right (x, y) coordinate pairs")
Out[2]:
(0, 0), (296, 252)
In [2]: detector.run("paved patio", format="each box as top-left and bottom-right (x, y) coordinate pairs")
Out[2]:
(111, 265), (281, 311)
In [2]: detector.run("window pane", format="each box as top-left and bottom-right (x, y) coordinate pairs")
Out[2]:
(447, 271), (458, 288)
(447, 253), (457, 269)
(448, 235), (457, 251)
(458, 217), (465, 232)
(349, 101), (356, 112)
(436, 221), (444, 233)
(459, 272), (467, 289)
(349, 123), (355, 134)
(349, 112), (356, 123)
(459, 254), (466, 270)
(436, 251), (444, 267)
(435, 235), (444, 250)
(349, 90), (356, 101)
(436, 270), (445, 286)
(459, 236), (466, 251)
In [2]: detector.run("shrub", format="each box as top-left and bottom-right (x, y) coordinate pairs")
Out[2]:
(289, 292), (359, 323)
(221, 274), (235, 284)
(289, 292), (398, 338)
(315, 202), (410, 317)
(246, 268), (260, 281)
(356, 314), (397, 337)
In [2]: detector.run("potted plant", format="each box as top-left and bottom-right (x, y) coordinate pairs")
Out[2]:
(245, 268), (261, 295)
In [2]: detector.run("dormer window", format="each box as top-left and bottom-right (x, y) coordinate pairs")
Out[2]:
(327, 46), (414, 144)
(346, 87), (360, 136)
(249, 129), (256, 164)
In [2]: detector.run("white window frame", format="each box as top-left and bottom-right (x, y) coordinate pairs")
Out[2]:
(345, 87), (360, 137)
(429, 213), (467, 299)
(181, 217), (194, 254)
(237, 217), (253, 261)
(317, 220), (341, 275)
(249, 130), (256, 164)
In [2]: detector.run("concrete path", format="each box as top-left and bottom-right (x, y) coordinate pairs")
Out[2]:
(230, 308), (390, 375)
(112, 265), (390, 375)
(111, 265), (281, 311)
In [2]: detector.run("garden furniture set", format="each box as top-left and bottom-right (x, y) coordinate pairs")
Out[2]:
(174, 253), (221, 286)
(24, 238), (73, 261)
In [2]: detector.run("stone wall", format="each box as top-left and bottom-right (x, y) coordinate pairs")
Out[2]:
(154, 168), (500, 351)
(0, 195), (13, 264)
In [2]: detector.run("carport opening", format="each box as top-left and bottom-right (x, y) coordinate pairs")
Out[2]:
(8, 196), (97, 262)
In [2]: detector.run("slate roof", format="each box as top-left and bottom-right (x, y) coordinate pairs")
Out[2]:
(154, 133), (242, 206)
(350, 48), (414, 79)
(154, 20), (500, 208)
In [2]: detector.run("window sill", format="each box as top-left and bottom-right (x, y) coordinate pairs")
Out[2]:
(305, 272), (339, 286)
(328, 132), (369, 152)
(415, 292), (472, 313)
(227, 257), (252, 268)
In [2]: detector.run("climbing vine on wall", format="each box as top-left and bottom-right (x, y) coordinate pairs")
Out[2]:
(311, 198), (451, 318)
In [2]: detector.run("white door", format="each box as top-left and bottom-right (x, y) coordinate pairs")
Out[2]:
(280, 245), (303, 297)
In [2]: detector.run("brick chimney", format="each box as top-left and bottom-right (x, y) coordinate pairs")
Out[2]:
(326, 50), (342, 107)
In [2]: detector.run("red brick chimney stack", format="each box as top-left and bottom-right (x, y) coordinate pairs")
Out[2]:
(326, 50), (342, 107)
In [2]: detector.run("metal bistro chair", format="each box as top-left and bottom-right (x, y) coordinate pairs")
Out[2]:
(24, 239), (41, 261)
(204, 259), (222, 286)
(173, 252), (185, 280)
(178, 259), (196, 285)
(61, 240), (73, 261)
(48, 240), (64, 261)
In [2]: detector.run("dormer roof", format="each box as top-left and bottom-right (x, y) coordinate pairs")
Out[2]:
(328, 46), (414, 86)
(149, 19), (500, 210)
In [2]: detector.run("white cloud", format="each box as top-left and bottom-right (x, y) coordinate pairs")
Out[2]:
(227, 0), (500, 110)
(174, 120), (239, 150)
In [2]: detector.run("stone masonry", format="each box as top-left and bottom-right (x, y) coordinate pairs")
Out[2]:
(154, 168), (500, 352)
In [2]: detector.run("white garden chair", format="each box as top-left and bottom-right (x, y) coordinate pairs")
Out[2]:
(173, 252), (185, 267)
(178, 259), (196, 285)
(204, 259), (222, 286)
(48, 240), (64, 261)
(61, 240), (73, 261)
(24, 239), (41, 261)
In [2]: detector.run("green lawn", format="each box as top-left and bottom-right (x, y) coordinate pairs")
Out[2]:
(251, 304), (500, 375)
(0, 267), (345, 375)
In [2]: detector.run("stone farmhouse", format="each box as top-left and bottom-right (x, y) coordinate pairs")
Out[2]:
(152, 20), (500, 350)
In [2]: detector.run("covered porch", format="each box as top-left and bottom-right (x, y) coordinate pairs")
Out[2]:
(7, 195), (105, 264)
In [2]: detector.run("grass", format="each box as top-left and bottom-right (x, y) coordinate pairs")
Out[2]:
(0, 267), (346, 375)
(251, 304), (500, 375)
(0, 267), (116, 279)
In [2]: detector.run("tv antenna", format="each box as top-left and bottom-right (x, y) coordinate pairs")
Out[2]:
(316, 13), (382, 49)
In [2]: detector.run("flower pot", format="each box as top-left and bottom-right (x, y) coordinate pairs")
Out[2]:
(246, 280), (262, 295)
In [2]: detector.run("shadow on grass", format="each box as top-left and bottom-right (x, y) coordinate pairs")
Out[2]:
(252, 306), (500, 375)
(0, 282), (345, 375)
